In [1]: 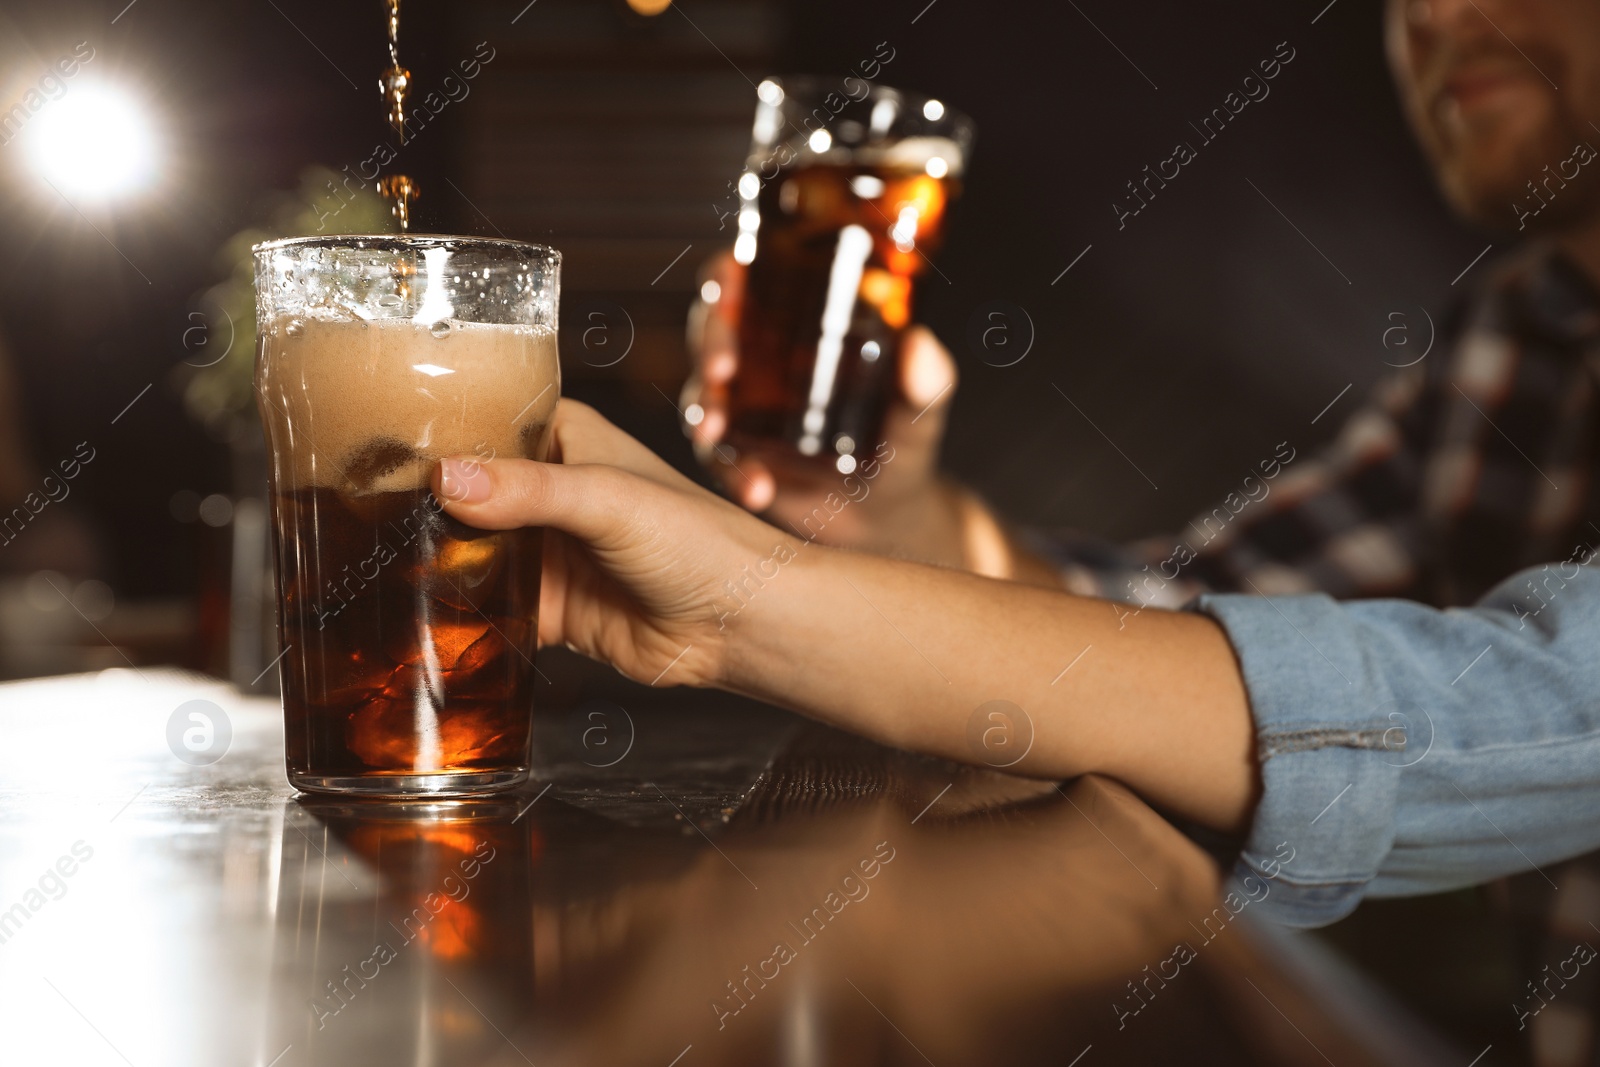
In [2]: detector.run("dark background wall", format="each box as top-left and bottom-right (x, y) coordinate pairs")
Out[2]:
(0, 0), (1485, 596)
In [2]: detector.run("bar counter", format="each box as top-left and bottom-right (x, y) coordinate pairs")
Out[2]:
(0, 657), (1464, 1066)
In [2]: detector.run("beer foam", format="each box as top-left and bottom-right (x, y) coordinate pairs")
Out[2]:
(257, 311), (560, 493)
(868, 136), (965, 177)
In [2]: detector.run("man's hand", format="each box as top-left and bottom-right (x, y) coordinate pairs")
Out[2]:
(682, 252), (974, 569)
(682, 252), (1063, 586)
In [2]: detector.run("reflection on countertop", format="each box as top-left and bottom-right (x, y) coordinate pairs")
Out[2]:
(0, 666), (1462, 1066)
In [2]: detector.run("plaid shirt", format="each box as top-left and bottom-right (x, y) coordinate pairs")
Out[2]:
(1048, 241), (1600, 614)
(1043, 242), (1600, 1066)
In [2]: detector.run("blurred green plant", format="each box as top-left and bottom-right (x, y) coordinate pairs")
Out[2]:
(177, 166), (395, 436)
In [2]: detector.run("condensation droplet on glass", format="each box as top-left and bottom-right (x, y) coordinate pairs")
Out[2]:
(429, 320), (453, 338)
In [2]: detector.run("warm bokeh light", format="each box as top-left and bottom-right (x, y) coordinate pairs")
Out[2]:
(22, 84), (158, 199)
(625, 0), (672, 14)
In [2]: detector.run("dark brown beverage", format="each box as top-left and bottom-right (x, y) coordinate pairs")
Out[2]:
(728, 157), (960, 469)
(718, 78), (972, 473)
(274, 485), (541, 780)
(377, 0), (420, 230)
(255, 299), (560, 797)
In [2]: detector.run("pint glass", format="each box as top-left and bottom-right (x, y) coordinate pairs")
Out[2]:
(723, 77), (973, 472)
(254, 235), (560, 797)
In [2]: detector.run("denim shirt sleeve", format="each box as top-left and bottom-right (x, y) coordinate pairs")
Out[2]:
(1192, 560), (1600, 928)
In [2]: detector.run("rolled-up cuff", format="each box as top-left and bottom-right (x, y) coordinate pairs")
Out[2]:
(1193, 591), (1405, 927)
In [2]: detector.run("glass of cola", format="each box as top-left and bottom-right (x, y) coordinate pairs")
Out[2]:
(254, 235), (560, 797)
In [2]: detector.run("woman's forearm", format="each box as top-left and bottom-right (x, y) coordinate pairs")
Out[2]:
(721, 540), (1260, 831)
(431, 412), (1260, 832)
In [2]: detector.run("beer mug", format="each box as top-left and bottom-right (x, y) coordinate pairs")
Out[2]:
(253, 235), (560, 796)
(721, 77), (973, 472)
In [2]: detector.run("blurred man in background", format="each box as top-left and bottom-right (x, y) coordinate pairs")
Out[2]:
(692, 0), (1600, 610)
